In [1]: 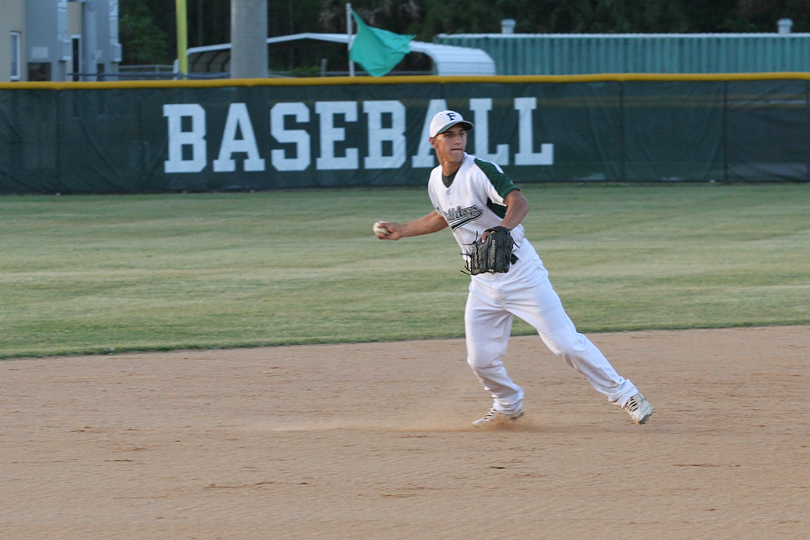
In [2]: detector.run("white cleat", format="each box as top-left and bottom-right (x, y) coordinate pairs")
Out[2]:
(624, 392), (653, 425)
(472, 407), (524, 428)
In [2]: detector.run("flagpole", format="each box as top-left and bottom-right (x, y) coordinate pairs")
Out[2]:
(346, 3), (355, 77)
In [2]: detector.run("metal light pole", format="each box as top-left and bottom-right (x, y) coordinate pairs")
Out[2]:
(231, 0), (268, 78)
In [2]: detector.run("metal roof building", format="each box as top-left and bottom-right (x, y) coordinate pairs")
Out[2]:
(434, 33), (810, 75)
(184, 33), (496, 77)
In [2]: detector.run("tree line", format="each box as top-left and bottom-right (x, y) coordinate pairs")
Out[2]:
(120, 0), (810, 66)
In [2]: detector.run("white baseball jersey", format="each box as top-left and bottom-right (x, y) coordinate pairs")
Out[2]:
(428, 153), (525, 258)
(425, 152), (638, 416)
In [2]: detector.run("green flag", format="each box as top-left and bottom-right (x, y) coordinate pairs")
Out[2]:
(349, 10), (415, 77)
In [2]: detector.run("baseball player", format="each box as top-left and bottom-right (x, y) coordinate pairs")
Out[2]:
(374, 110), (653, 427)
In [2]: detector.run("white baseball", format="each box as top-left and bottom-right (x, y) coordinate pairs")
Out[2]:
(373, 221), (390, 236)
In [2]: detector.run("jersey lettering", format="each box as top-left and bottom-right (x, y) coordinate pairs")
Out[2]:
(441, 204), (483, 230)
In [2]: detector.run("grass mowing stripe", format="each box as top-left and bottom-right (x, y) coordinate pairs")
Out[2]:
(0, 184), (808, 359)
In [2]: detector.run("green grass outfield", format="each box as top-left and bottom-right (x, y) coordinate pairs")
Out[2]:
(1, 183), (808, 359)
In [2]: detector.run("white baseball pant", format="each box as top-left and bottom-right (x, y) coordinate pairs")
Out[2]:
(464, 240), (638, 415)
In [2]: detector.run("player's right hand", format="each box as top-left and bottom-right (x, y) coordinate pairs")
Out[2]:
(373, 221), (402, 240)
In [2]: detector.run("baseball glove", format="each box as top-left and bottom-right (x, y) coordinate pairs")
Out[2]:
(464, 226), (517, 275)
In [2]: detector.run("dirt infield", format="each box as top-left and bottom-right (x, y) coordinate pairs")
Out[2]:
(1, 326), (808, 539)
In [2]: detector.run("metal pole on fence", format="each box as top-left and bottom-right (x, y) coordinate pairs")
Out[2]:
(231, 0), (268, 79)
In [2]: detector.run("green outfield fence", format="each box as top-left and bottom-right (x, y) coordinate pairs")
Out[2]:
(1, 73), (809, 194)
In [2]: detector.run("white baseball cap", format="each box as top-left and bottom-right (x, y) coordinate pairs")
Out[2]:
(429, 110), (474, 137)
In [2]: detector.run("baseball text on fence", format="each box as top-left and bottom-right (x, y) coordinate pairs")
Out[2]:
(163, 98), (555, 174)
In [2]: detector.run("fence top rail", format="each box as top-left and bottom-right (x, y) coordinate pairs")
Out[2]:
(3, 72), (810, 91)
(438, 32), (810, 39)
